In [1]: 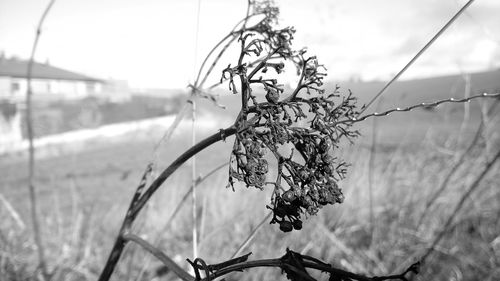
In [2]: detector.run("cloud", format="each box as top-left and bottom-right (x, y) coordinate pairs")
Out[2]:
(2, 0), (499, 87)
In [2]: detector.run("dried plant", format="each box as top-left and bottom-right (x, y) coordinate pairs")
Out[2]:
(222, 7), (360, 232)
(97, 1), (500, 281)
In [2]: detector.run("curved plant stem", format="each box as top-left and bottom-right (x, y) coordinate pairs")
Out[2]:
(134, 162), (229, 281)
(123, 233), (195, 281)
(201, 256), (417, 281)
(131, 126), (237, 217)
(98, 126), (237, 281)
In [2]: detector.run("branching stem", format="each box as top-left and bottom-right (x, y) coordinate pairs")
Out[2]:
(98, 126), (237, 281)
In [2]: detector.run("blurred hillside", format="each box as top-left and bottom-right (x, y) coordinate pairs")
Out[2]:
(201, 68), (500, 146)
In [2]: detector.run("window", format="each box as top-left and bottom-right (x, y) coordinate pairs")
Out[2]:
(11, 82), (20, 92)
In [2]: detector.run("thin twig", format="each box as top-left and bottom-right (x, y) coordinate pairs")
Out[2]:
(191, 0), (202, 259)
(361, 0), (476, 114)
(230, 212), (273, 259)
(135, 162), (229, 281)
(0, 193), (25, 230)
(419, 148), (500, 264)
(191, 98), (198, 259)
(416, 99), (500, 228)
(153, 102), (190, 154)
(26, 0), (56, 279)
(367, 98), (382, 244)
(159, 162), (229, 237)
(123, 233), (195, 281)
(456, 73), (471, 145)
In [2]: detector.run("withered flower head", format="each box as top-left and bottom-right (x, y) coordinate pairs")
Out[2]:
(224, 1), (359, 232)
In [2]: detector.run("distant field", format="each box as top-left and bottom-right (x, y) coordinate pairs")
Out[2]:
(14, 94), (185, 138)
(1, 71), (499, 280)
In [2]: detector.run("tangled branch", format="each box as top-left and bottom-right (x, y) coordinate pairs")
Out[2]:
(186, 249), (419, 281)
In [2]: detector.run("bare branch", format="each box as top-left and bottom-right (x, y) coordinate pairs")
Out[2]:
(26, 0), (56, 279)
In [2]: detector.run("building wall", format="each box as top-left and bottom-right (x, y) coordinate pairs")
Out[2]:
(0, 101), (22, 146)
(0, 77), (103, 101)
(0, 77), (11, 98)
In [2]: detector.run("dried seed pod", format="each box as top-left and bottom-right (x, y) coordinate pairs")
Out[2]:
(292, 220), (302, 230)
(321, 154), (333, 165)
(255, 173), (266, 188)
(244, 174), (257, 186)
(318, 137), (332, 154)
(279, 221), (293, 232)
(274, 206), (287, 218)
(256, 158), (268, 174)
(266, 88), (280, 104)
(282, 190), (297, 203)
(298, 168), (310, 181)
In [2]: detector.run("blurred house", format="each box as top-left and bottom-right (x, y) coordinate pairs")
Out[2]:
(0, 101), (21, 147)
(0, 56), (133, 150)
(0, 56), (105, 102)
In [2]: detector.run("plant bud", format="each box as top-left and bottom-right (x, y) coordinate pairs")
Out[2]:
(279, 221), (293, 232)
(292, 220), (302, 230)
(266, 89), (280, 104)
(282, 190), (296, 202)
(318, 137), (332, 154)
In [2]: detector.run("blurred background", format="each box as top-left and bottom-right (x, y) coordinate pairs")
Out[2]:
(0, 0), (499, 280)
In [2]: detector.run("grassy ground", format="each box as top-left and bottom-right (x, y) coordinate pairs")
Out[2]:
(0, 92), (499, 280)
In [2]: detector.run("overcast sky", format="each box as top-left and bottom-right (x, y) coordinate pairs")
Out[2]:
(1, 0), (499, 88)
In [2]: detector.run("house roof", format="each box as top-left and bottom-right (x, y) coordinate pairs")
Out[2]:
(0, 57), (103, 82)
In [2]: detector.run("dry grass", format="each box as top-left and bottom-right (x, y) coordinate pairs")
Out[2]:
(0, 103), (499, 281)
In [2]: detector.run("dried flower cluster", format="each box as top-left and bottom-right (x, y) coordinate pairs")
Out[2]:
(223, 2), (360, 232)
